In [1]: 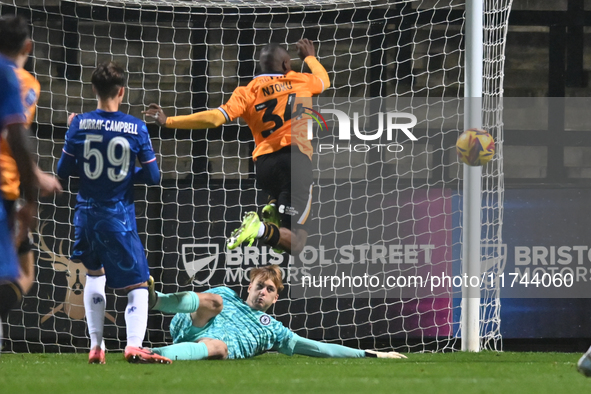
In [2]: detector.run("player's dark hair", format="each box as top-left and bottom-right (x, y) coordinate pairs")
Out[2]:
(0, 15), (30, 57)
(91, 61), (126, 100)
(250, 265), (284, 293)
(259, 43), (290, 74)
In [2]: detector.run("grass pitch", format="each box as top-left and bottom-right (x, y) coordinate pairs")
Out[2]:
(0, 352), (588, 394)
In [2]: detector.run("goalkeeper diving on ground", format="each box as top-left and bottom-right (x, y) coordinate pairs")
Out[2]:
(144, 39), (327, 256)
(147, 265), (406, 361)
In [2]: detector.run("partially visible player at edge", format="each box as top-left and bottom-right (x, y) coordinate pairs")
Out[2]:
(0, 16), (39, 350)
(57, 61), (171, 365)
(144, 39), (328, 255)
(145, 265), (407, 361)
(0, 16), (62, 337)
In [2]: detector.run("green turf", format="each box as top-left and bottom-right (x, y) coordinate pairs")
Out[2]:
(0, 352), (589, 394)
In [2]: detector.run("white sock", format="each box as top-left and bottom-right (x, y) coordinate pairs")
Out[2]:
(257, 223), (266, 238)
(83, 275), (106, 349)
(125, 288), (148, 348)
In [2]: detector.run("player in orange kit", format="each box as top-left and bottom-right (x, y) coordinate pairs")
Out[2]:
(144, 39), (329, 255)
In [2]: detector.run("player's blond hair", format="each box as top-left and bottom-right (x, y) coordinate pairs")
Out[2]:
(250, 265), (284, 293)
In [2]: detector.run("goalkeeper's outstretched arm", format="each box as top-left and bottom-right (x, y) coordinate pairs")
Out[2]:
(284, 334), (407, 359)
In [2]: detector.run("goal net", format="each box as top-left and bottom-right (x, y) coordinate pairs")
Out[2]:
(1, 0), (511, 353)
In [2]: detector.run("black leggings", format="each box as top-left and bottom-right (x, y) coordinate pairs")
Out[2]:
(255, 146), (313, 230)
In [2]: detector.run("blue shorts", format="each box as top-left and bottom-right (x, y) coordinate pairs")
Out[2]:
(0, 202), (18, 282)
(71, 226), (149, 289)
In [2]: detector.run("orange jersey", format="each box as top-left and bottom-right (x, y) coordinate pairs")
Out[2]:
(0, 68), (40, 200)
(218, 71), (325, 160)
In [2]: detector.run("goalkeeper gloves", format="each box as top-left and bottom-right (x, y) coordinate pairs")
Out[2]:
(365, 350), (407, 359)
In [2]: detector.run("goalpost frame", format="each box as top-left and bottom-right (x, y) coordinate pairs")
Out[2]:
(0, 0), (511, 354)
(462, 1), (484, 352)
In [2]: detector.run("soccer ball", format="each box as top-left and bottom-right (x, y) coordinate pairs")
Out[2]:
(455, 128), (495, 166)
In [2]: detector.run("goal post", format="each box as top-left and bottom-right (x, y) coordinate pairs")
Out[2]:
(462, 0), (484, 353)
(0, 0), (511, 354)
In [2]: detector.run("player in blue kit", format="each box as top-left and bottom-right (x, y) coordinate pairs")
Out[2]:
(0, 16), (38, 351)
(56, 61), (171, 365)
(147, 265), (407, 360)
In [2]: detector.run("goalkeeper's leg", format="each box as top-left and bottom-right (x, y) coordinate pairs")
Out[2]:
(152, 338), (228, 361)
(148, 283), (223, 328)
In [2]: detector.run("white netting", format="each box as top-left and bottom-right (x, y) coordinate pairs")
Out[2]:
(0, 0), (510, 353)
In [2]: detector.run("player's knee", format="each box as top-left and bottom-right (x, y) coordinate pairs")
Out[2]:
(198, 293), (223, 316)
(208, 340), (228, 360)
(209, 294), (223, 314)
